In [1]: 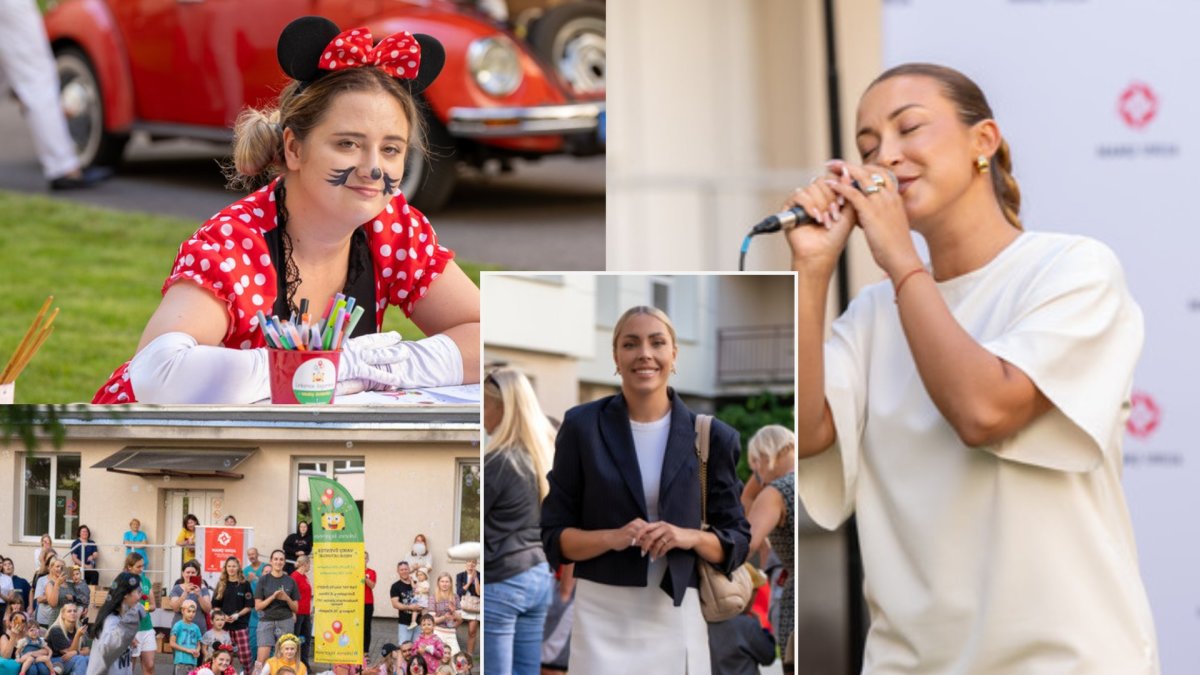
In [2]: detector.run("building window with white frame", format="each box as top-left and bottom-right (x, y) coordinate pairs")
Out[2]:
(456, 459), (480, 544)
(295, 458), (365, 529)
(649, 275), (674, 316)
(21, 454), (81, 542)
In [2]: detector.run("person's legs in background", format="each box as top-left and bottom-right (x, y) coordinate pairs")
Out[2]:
(0, 0), (110, 189)
(511, 563), (554, 675)
(247, 611), (259, 667)
(396, 623), (417, 648)
(362, 603), (373, 665)
(294, 615), (312, 669)
(485, 563), (554, 675)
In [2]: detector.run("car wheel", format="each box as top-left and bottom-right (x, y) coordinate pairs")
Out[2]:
(527, 1), (605, 95)
(55, 46), (128, 167)
(402, 106), (458, 213)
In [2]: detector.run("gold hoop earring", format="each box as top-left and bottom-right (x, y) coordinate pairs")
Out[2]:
(976, 155), (990, 174)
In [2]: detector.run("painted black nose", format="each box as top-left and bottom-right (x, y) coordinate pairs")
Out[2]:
(370, 168), (382, 181)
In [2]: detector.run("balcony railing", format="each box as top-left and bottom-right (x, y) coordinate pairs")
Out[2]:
(717, 325), (794, 385)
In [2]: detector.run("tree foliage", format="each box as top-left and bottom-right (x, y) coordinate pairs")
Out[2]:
(716, 392), (795, 483)
(1, 405), (89, 452)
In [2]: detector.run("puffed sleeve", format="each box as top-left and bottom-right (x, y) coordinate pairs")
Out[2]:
(796, 288), (875, 531)
(163, 205), (275, 345)
(540, 409), (585, 568)
(981, 237), (1143, 471)
(370, 198), (455, 321)
(705, 419), (751, 576)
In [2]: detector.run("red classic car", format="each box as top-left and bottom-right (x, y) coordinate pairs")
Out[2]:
(44, 0), (605, 211)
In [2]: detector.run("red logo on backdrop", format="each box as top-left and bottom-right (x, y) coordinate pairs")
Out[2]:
(203, 527), (245, 573)
(1118, 82), (1158, 130)
(1126, 391), (1161, 439)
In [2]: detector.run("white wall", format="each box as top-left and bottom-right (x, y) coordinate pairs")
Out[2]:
(481, 275), (596, 359)
(607, 0), (883, 280)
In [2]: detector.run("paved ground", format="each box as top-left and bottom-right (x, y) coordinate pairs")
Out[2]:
(0, 97), (605, 271)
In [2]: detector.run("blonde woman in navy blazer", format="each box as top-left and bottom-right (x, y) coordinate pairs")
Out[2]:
(541, 305), (750, 674)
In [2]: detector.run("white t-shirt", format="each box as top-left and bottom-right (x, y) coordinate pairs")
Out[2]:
(798, 232), (1159, 673)
(631, 411), (671, 588)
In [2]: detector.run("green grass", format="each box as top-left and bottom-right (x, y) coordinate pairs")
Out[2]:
(0, 191), (486, 403)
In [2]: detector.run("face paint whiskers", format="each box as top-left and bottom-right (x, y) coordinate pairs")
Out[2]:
(326, 167), (354, 186)
(329, 166), (399, 196)
(382, 172), (399, 196)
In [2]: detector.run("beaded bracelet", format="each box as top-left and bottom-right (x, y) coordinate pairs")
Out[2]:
(893, 267), (928, 303)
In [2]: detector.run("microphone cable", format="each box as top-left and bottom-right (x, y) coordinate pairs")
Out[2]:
(738, 179), (863, 271)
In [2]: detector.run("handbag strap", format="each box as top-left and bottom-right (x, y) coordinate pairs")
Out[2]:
(694, 414), (713, 528)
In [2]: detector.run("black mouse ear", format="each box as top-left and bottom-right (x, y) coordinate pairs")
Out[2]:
(406, 34), (445, 95)
(277, 16), (341, 83)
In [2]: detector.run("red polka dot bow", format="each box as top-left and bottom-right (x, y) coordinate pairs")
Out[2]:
(319, 27), (422, 80)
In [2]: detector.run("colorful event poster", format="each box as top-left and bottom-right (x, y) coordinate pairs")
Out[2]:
(194, 526), (250, 588)
(203, 528), (245, 572)
(309, 477), (365, 664)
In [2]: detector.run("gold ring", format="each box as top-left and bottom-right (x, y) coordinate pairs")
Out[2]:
(870, 173), (887, 187)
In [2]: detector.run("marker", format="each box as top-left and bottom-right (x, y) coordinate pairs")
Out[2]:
(284, 322), (306, 351)
(341, 306), (366, 348)
(263, 324), (283, 349)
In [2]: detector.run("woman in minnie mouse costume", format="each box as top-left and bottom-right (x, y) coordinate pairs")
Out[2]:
(93, 16), (479, 404)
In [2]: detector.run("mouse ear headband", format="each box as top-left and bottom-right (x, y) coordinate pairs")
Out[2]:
(277, 16), (445, 95)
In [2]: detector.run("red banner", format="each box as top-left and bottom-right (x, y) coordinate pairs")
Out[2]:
(203, 527), (245, 573)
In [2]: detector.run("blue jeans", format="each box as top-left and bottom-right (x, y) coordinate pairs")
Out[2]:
(484, 562), (553, 675)
(396, 622), (418, 646)
(52, 655), (89, 675)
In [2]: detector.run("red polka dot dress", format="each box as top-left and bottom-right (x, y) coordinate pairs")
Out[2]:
(92, 178), (454, 404)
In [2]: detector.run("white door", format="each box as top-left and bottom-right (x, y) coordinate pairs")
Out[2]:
(164, 489), (224, 586)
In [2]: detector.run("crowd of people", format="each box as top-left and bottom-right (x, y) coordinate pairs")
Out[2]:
(483, 305), (796, 675)
(0, 519), (478, 675)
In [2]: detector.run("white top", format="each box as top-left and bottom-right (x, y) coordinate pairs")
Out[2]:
(798, 232), (1159, 673)
(630, 410), (671, 587)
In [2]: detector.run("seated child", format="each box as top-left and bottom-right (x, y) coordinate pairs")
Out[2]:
(16, 622), (56, 675)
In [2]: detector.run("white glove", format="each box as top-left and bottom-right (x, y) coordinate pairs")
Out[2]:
(128, 332), (270, 403)
(335, 332), (463, 395)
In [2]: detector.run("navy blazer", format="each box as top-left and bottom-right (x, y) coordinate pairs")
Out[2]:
(541, 389), (750, 606)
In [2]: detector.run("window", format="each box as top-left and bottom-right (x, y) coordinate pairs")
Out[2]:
(295, 458), (365, 529)
(595, 275), (618, 327)
(455, 459), (481, 545)
(21, 454), (81, 541)
(649, 276), (673, 316)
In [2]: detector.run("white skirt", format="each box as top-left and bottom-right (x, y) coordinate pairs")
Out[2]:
(570, 578), (710, 674)
(434, 625), (461, 655)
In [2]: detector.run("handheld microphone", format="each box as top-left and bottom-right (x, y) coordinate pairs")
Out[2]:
(739, 179), (864, 270)
(751, 207), (811, 234)
(750, 179), (865, 234)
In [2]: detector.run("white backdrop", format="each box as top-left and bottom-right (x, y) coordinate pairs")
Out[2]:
(884, 1), (1199, 671)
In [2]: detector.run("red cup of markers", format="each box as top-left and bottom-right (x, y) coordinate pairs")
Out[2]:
(268, 349), (341, 404)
